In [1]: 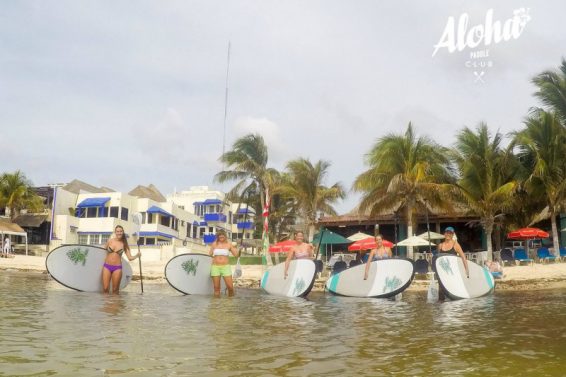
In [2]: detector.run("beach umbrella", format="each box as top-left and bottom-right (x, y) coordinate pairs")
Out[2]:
(507, 227), (549, 239)
(268, 239), (297, 253)
(348, 237), (394, 251)
(417, 231), (445, 240)
(395, 236), (434, 247)
(312, 230), (351, 245)
(347, 232), (373, 241)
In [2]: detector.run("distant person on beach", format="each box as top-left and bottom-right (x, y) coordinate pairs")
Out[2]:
(363, 234), (392, 280)
(102, 225), (141, 294)
(3, 236), (11, 258)
(284, 231), (314, 279)
(486, 260), (503, 279)
(209, 230), (239, 297)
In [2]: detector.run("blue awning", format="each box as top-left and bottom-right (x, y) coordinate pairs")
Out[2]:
(77, 197), (111, 208)
(192, 220), (200, 226)
(203, 199), (222, 205)
(138, 231), (173, 239)
(193, 201), (203, 205)
(200, 221), (208, 226)
(147, 205), (173, 217)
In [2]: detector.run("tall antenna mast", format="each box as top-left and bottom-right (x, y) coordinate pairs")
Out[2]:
(222, 41), (231, 158)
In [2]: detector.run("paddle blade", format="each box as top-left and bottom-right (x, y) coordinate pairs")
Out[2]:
(427, 276), (439, 303)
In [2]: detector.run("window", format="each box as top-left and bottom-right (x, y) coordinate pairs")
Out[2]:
(179, 205), (185, 210)
(86, 207), (97, 218)
(187, 225), (191, 238)
(78, 234), (88, 244)
(100, 234), (110, 245)
(192, 226), (197, 239)
(121, 207), (129, 221)
(146, 237), (156, 245)
(148, 213), (154, 224)
(228, 211), (232, 224)
(142, 212), (146, 223)
(209, 227), (214, 234)
(89, 234), (101, 245)
(160, 216), (170, 227)
(110, 206), (119, 218)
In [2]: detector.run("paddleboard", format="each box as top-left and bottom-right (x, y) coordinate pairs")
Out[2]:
(260, 259), (317, 297)
(434, 254), (495, 300)
(46, 245), (133, 292)
(326, 258), (415, 298)
(165, 253), (226, 295)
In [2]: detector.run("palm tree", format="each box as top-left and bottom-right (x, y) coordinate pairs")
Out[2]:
(353, 123), (454, 258)
(532, 59), (566, 125)
(214, 134), (279, 262)
(281, 158), (345, 241)
(0, 170), (44, 220)
(513, 110), (566, 255)
(451, 124), (518, 257)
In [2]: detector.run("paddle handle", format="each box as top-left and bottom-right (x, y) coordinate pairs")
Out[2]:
(137, 243), (144, 293)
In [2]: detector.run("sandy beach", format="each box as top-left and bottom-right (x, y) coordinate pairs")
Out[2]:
(2, 255), (566, 291)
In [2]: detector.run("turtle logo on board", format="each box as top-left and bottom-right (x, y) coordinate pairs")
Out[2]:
(182, 259), (199, 276)
(383, 276), (402, 293)
(293, 277), (306, 296)
(66, 248), (89, 266)
(439, 258), (454, 275)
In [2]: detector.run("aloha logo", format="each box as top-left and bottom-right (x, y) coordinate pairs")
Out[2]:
(182, 259), (199, 276)
(432, 8), (531, 83)
(383, 276), (402, 293)
(293, 277), (306, 296)
(66, 248), (89, 266)
(439, 258), (454, 275)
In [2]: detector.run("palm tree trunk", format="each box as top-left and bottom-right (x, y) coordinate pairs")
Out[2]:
(551, 210), (560, 257)
(407, 206), (413, 259)
(484, 220), (494, 262)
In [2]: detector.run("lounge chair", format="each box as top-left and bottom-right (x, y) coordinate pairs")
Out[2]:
(332, 261), (348, 275)
(536, 247), (557, 263)
(500, 248), (514, 266)
(349, 259), (361, 268)
(559, 247), (566, 262)
(513, 248), (534, 266)
(414, 259), (430, 274)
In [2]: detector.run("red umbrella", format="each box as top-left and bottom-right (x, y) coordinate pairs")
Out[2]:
(347, 237), (394, 251)
(268, 239), (298, 253)
(507, 227), (549, 240)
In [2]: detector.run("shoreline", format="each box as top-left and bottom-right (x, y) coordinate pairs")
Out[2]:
(2, 255), (566, 292)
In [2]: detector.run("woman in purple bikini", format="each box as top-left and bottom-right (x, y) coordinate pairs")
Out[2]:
(102, 225), (141, 294)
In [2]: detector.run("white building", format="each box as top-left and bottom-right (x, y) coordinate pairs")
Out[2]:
(49, 181), (256, 260)
(168, 186), (255, 243)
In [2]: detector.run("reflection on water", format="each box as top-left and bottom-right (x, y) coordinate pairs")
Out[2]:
(1, 271), (566, 376)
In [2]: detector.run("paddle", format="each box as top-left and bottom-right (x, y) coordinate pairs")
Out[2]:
(314, 228), (326, 280)
(233, 188), (253, 279)
(424, 200), (438, 302)
(132, 212), (144, 293)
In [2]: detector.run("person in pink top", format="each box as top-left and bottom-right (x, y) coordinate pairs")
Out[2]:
(284, 231), (314, 279)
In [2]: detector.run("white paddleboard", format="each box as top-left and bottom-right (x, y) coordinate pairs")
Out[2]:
(46, 245), (133, 292)
(326, 258), (415, 298)
(260, 259), (317, 297)
(165, 253), (226, 295)
(434, 254), (495, 300)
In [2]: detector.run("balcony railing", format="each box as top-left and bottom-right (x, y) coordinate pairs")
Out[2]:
(203, 234), (216, 244)
(204, 213), (227, 222)
(236, 221), (254, 230)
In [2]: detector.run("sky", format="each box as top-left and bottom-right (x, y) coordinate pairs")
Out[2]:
(1, 0), (565, 214)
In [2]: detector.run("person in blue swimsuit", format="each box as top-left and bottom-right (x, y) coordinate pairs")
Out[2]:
(102, 225), (141, 294)
(363, 234), (392, 280)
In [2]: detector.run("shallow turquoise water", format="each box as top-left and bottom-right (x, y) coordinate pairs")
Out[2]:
(1, 272), (565, 376)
